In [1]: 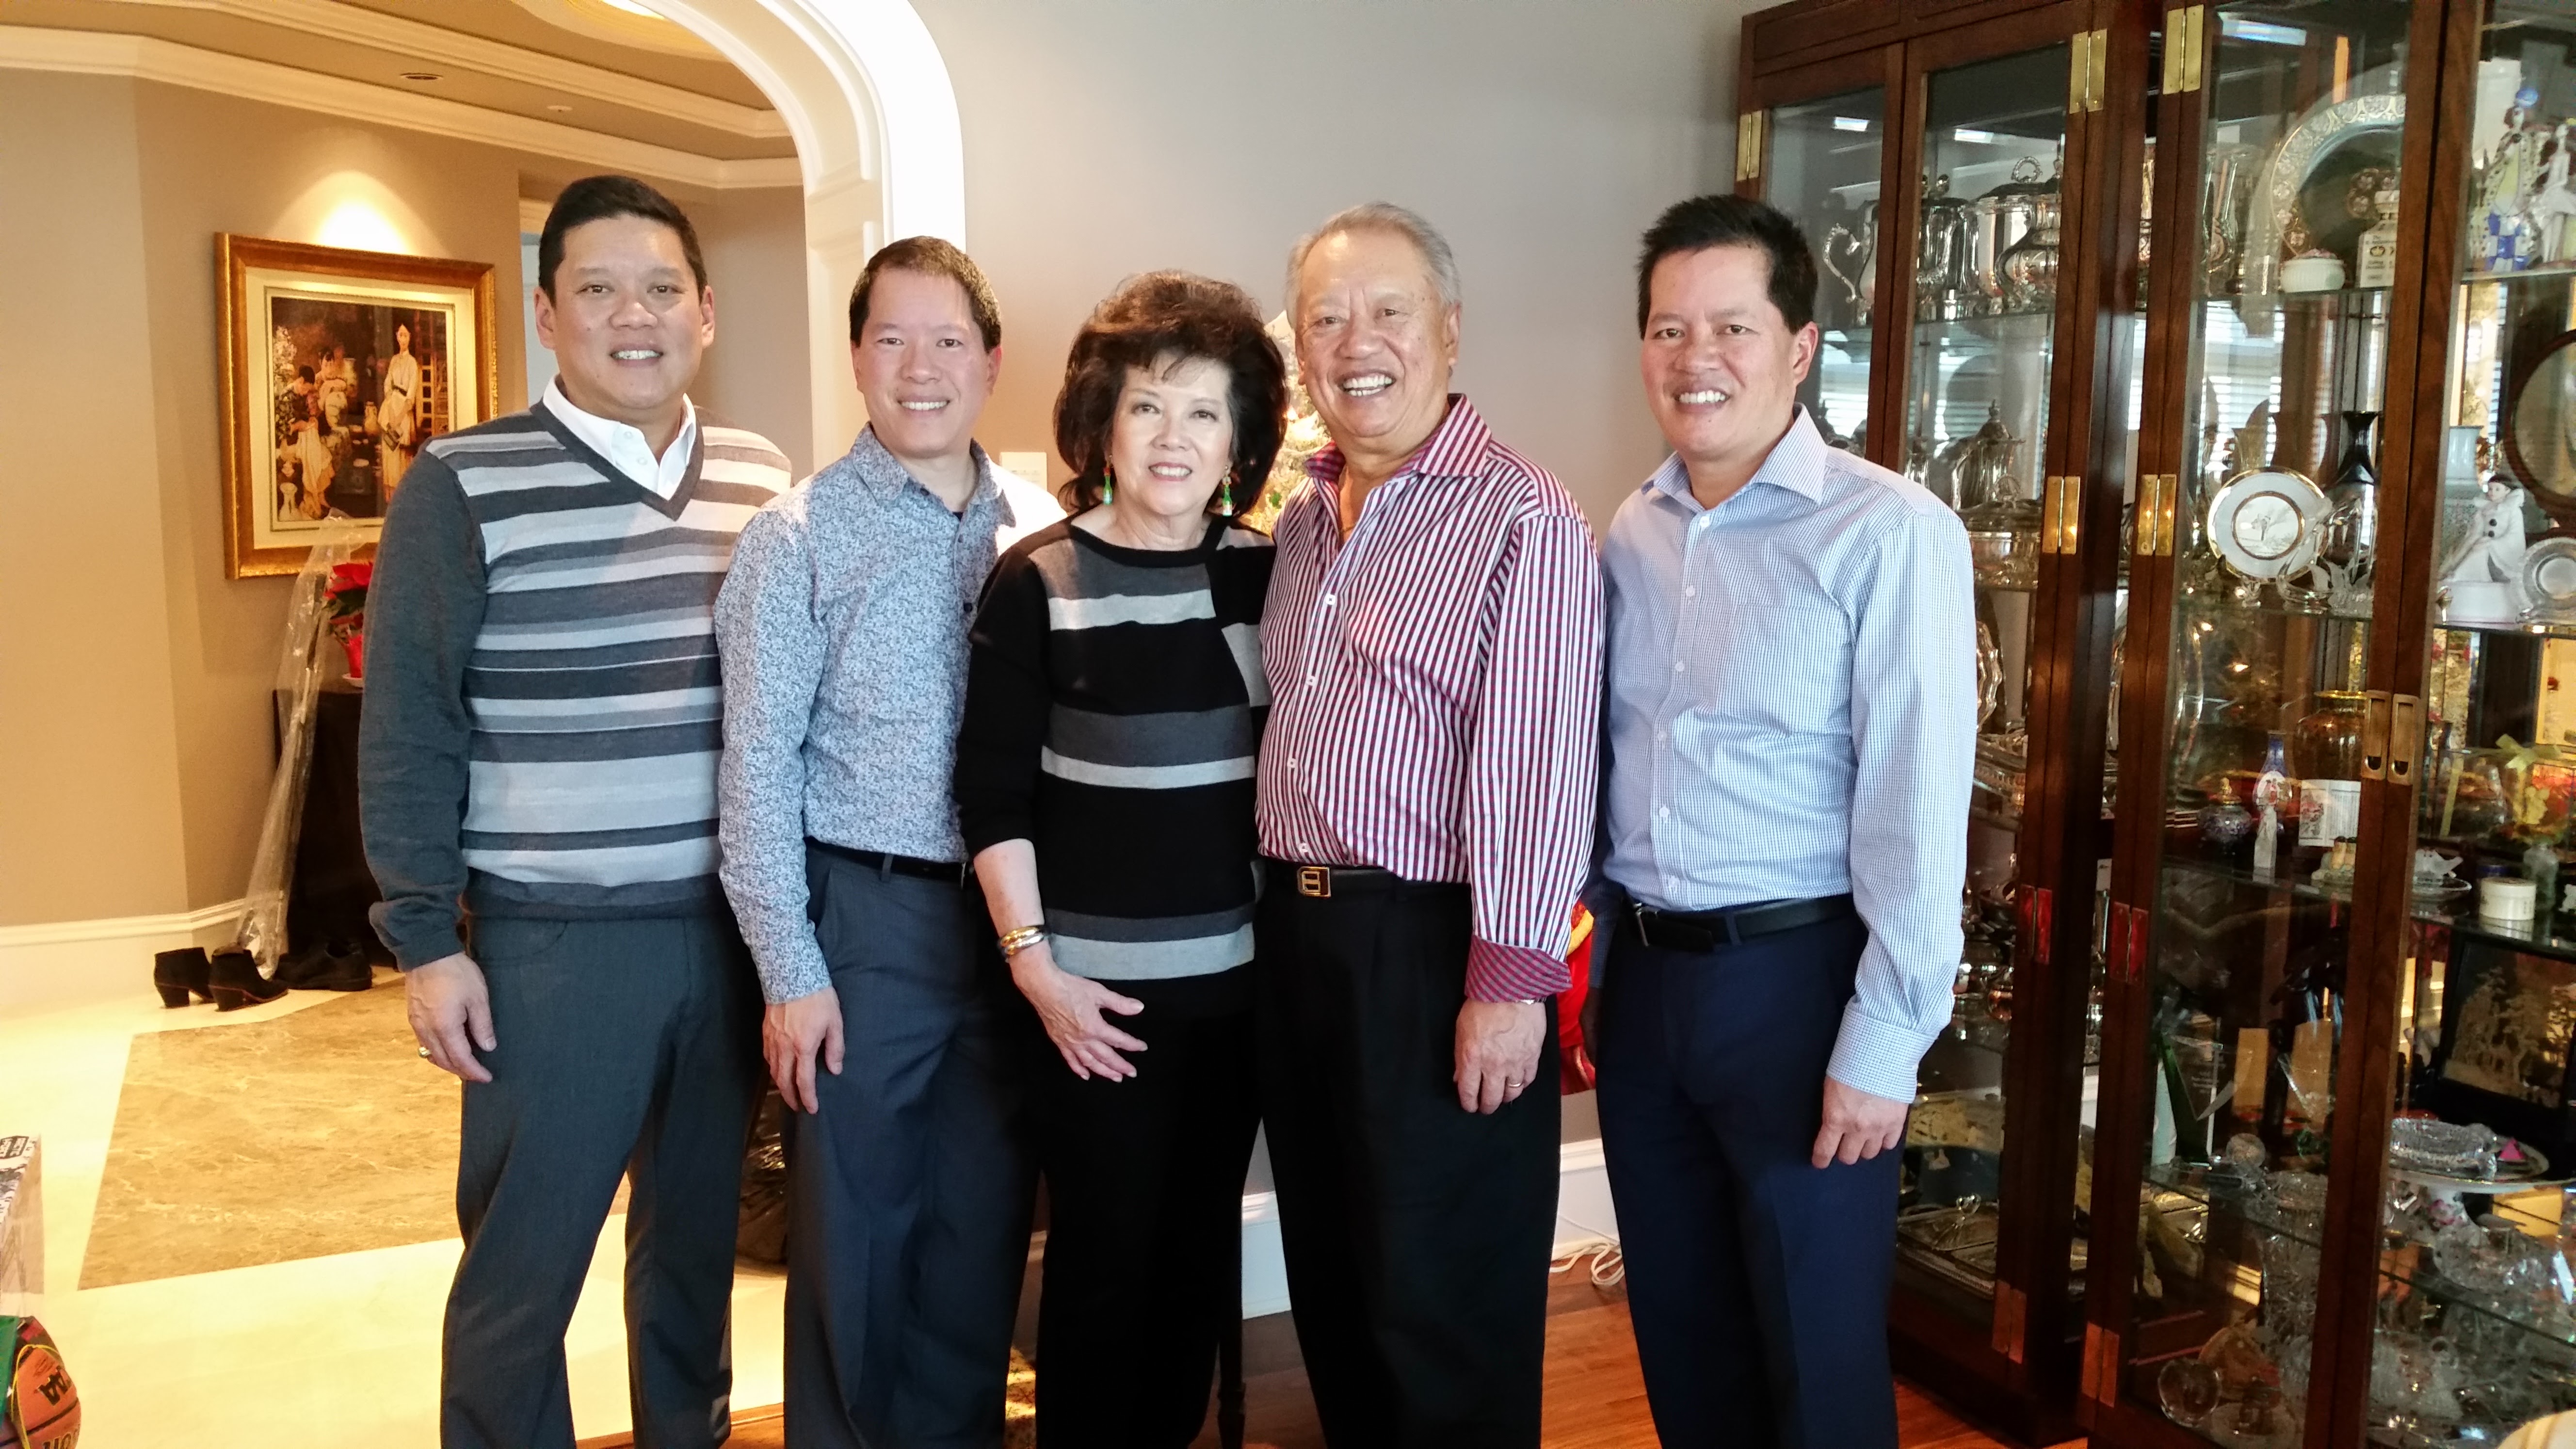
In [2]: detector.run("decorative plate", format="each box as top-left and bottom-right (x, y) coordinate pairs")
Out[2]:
(2507, 330), (2576, 503)
(2207, 467), (2329, 580)
(2523, 534), (2576, 618)
(2391, 1140), (2565, 1195)
(2242, 70), (2404, 308)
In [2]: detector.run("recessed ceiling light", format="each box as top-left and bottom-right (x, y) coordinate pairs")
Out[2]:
(401, 71), (442, 81)
(546, 103), (573, 113)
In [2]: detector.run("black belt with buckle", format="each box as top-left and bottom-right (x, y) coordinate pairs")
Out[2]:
(1624, 893), (1856, 952)
(1268, 861), (1427, 900)
(809, 838), (971, 886)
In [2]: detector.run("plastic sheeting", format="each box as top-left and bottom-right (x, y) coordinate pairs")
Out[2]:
(234, 519), (367, 971)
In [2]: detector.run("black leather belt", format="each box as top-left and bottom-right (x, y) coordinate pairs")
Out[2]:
(1623, 893), (1855, 952)
(1264, 860), (1462, 900)
(809, 839), (971, 886)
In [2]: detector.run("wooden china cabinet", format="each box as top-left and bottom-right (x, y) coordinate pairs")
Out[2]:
(1742, 0), (2576, 1441)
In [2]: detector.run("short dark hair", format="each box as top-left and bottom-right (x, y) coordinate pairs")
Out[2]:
(1635, 194), (1817, 334)
(1053, 271), (1288, 515)
(537, 175), (708, 299)
(848, 237), (1001, 351)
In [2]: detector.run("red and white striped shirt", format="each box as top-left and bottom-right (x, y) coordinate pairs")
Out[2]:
(1257, 395), (1605, 1001)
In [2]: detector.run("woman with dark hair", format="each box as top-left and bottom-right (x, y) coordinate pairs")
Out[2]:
(953, 270), (1287, 1447)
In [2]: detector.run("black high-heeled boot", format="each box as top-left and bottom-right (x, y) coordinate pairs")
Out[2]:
(151, 947), (213, 1007)
(209, 949), (288, 1011)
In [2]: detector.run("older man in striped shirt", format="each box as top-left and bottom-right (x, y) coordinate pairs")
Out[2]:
(1256, 203), (1605, 1448)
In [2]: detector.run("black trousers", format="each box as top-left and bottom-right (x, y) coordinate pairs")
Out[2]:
(1016, 982), (1259, 1449)
(1595, 909), (1902, 1449)
(784, 848), (1038, 1449)
(1255, 871), (1561, 1449)
(444, 913), (763, 1449)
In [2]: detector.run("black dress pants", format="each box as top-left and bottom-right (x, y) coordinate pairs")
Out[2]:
(1255, 870), (1560, 1449)
(1016, 979), (1259, 1449)
(1595, 909), (1902, 1449)
(444, 913), (763, 1449)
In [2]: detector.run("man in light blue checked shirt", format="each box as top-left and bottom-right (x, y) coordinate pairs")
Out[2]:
(1589, 195), (1975, 1449)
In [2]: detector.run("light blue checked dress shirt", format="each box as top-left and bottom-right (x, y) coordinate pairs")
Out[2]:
(1599, 407), (1977, 1101)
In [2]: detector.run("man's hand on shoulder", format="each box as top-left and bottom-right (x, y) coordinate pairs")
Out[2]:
(407, 951), (496, 1083)
(1454, 998), (1547, 1114)
(1812, 1076), (1911, 1168)
(765, 984), (845, 1114)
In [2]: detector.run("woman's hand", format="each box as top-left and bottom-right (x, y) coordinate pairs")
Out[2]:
(1011, 944), (1147, 1080)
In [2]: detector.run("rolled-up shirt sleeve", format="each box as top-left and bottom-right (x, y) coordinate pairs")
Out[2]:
(714, 504), (832, 1004)
(1464, 514), (1606, 1001)
(1829, 505), (1977, 1101)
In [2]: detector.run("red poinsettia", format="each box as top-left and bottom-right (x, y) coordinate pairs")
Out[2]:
(324, 562), (370, 635)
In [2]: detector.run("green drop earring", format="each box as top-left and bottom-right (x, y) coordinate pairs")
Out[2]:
(1218, 467), (1236, 516)
(1101, 463), (1114, 505)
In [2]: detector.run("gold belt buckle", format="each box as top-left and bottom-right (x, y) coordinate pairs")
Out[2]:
(1296, 865), (1333, 899)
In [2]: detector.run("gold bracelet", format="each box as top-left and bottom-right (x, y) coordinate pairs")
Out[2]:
(998, 925), (1048, 957)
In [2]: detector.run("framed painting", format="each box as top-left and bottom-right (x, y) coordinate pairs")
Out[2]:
(219, 235), (499, 578)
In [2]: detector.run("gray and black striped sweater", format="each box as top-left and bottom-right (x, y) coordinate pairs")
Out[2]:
(955, 516), (1274, 990)
(359, 400), (792, 968)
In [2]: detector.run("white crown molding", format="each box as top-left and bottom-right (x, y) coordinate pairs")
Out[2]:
(100, 0), (787, 139)
(0, 27), (801, 192)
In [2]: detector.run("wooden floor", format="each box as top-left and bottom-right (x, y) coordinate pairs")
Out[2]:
(689, 1272), (2054, 1449)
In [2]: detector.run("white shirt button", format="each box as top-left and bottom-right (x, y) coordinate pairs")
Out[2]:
(1323, 595), (1336, 607)
(1306, 674), (1319, 685)
(1695, 516), (1711, 531)
(1286, 759), (1299, 771)
(1658, 805), (1671, 819)
(1674, 660), (1686, 673)
(1655, 728), (1667, 742)
(1666, 874), (1680, 889)
(1684, 586), (1697, 599)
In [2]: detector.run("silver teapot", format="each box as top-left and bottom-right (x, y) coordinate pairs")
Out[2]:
(1916, 175), (1972, 322)
(1964, 158), (2049, 317)
(1947, 404), (2034, 527)
(1821, 200), (1878, 329)
(1998, 156), (2064, 314)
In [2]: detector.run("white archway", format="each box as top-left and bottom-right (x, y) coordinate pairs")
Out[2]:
(643, 0), (964, 467)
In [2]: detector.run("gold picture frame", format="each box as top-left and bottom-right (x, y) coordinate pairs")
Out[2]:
(219, 234), (498, 578)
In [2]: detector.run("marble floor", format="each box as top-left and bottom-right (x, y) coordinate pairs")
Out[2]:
(3, 978), (786, 1447)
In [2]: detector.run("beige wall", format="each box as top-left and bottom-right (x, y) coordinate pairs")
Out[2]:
(0, 73), (807, 924)
(0, 73), (193, 923)
(913, 0), (1742, 530)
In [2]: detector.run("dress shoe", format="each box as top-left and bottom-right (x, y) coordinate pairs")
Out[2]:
(152, 947), (213, 1008)
(209, 949), (289, 1011)
(281, 940), (373, 992)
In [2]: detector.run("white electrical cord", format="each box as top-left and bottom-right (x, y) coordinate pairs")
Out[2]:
(1550, 1214), (1625, 1288)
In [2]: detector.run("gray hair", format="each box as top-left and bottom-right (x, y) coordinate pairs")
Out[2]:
(1285, 202), (1462, 319)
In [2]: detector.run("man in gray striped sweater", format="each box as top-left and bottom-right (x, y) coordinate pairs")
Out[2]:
(360, 176), (792, 1449)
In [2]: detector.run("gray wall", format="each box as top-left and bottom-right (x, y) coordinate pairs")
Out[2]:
(913, 0), (1743, 531)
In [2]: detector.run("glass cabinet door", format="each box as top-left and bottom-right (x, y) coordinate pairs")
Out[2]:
(1765, 86), (1887, 454)
(2110, 2), (2413, 1442)
(1893, 33), (2078, 1326)
(2372, 1), (2576, 1439)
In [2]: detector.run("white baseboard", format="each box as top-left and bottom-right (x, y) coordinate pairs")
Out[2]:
(0, 900), (245, 1014)
(1234, 1136), (1618, 1319)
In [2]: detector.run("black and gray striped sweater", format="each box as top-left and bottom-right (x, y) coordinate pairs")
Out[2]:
(358, 400), (792, 968)
(955, 515), (1275, 987)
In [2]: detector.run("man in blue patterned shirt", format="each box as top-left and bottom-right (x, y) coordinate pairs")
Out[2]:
(1590, 195), (1976, 1447)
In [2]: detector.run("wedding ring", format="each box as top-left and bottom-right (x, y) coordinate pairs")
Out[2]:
(418, 1046), (433, 1059)
(1506, 1080), (1525, 1089)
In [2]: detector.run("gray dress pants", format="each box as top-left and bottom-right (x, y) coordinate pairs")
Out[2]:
(442, 912), (764, 1449)
(784, 845), (1036, 1449)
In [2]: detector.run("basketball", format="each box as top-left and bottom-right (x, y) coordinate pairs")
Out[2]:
(0, 1318), (78, 1449)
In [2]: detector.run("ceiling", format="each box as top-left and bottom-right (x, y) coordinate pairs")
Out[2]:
(0, 0), (796, 163)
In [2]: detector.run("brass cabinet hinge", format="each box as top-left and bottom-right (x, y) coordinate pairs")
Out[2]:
(2390, 694), (2422, 787)
(2132, 475), (2161, 559)
(2158, 473), (2179, 554)
(2061, 474), (2083, 553)
(2070, 31), (2093, 113)
(2081, 1321), (2124, 1405)
(2042, 476), (2065, 554)
(2166, 5), (2207, 94)
(1737, 111), (1765, 183)
(2361, 690), (2391, 780)
(2088, 29), (2110, 112)
(1992, 1280), (2029, 1363)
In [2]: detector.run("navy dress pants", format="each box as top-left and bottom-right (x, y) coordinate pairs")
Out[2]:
(783, 846), (1037, 1449)
(1595, 909), (1902, 1449)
